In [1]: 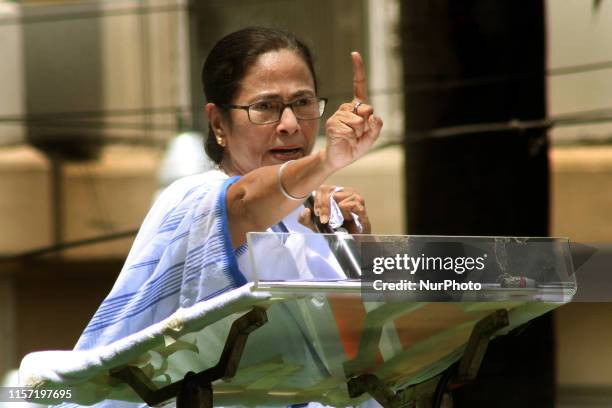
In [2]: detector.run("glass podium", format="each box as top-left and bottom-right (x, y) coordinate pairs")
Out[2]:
(18, 234), (575, 407)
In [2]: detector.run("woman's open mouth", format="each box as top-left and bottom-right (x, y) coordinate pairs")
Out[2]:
(269, 147), (303, 161)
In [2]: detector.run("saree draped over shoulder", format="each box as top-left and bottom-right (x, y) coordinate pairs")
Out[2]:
(55, 170), (347, 408)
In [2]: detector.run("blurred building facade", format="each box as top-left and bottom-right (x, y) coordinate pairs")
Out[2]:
(0, 0), (611, 405)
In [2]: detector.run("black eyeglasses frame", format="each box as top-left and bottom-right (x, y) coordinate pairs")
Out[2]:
(221, 97), (328, 125)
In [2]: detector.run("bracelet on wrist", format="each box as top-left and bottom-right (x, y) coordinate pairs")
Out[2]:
(278, 160), (309, 201)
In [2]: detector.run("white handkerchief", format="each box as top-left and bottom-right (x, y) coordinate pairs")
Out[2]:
(327, 187), (363, 233)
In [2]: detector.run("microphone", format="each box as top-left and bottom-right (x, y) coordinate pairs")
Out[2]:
(304, 195), (362, 279)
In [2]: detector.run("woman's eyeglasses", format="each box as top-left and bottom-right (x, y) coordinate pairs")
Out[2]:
(223, 97), (327, 125)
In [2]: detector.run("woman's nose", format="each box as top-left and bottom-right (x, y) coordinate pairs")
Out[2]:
(275, 106), (299, 134)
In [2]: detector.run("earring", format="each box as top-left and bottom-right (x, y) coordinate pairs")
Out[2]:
(216, 137), (225, 147)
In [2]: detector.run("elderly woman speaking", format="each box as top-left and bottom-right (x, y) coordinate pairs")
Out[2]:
(66, 27), (382, 407)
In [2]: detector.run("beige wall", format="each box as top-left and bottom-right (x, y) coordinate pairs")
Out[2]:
(555, 302), (612, 387)
(551, 146), (612, 389)
(546, 0), (612, 393)
(328, 146), (405, 235)
(0, 147), (52, 254)
(551, 146), (612, 242)
(0, 145), (159, 375)
(547, 0), (612, 144)
(0, 146), (158, 258)
(61, 146), (160, 258)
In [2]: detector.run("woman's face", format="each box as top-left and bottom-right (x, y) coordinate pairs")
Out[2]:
(216, 49), (318, 175)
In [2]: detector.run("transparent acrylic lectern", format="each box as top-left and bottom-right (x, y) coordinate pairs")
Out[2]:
(19, 233), (576, 407)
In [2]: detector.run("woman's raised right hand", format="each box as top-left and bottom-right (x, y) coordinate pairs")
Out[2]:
(324, 51), (383, 171)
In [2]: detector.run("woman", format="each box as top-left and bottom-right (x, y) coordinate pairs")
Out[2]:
(203, 28), (381, 246)
(64, 27), (382, 407)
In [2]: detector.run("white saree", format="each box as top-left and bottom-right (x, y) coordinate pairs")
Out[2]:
(54, 169), (347, 408)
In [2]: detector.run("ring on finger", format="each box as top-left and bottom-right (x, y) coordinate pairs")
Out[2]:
(352, 100), (362, 114)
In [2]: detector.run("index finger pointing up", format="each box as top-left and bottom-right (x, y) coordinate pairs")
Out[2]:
(351, 51), (368, 103)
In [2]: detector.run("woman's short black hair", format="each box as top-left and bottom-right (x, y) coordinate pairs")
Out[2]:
(201, 27), (318, 164)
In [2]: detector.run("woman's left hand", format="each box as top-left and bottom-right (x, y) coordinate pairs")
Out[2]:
(298, 185), (371, 234)
(323, 52), (383, 171)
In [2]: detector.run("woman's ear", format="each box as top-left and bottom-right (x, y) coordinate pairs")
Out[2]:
(205, 103), (227, 146)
